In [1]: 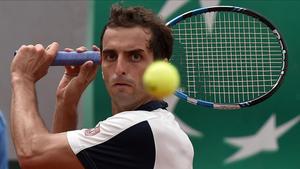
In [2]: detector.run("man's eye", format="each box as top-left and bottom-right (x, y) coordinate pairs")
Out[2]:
(106, 54), (117, 61)
(131, 54), (142, 62)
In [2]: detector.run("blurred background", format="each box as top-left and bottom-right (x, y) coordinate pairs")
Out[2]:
(0, 0), (299, 169)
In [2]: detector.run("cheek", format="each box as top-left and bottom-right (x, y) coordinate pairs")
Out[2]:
(101, 65), (110, 79)
(101, 69), (110, 85)
(102, 71), (108, 80)
(135, 70), (146, 89)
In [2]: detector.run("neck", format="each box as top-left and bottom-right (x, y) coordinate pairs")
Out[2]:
(111, 97), (156, 115)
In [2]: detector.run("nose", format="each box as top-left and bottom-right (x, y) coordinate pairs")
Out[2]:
(115, 55), (127, 75)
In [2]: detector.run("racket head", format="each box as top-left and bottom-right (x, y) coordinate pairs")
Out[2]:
(167, 6), (287, 109)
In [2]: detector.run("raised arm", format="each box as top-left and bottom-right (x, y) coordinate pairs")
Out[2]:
(10, 43), (83, 169)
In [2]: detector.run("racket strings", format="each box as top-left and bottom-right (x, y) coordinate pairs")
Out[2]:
(170, 11), (283, 104)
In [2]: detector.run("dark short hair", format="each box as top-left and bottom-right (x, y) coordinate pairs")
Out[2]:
(100, 4), (173, 60)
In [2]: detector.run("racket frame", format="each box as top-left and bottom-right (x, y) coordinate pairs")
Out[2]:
(167, 6), (288, 109)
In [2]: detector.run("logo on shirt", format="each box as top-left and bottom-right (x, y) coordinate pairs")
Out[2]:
(84, 126), (100, 136)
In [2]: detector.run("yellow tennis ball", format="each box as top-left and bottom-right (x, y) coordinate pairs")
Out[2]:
(143, 61), (180, 99)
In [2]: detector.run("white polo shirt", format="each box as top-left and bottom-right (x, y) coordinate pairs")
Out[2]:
(67, 101), (194, 169)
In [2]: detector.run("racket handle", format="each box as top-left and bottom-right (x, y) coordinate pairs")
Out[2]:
(14, 50), (101, 66)
(52, 51), (100, 66)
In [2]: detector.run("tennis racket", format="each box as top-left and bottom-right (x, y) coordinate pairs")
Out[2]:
(167, 6), (287, 109)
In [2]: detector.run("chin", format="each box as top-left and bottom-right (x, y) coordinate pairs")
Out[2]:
(111, 91), (132, 99)
(111, 88), (132, 95)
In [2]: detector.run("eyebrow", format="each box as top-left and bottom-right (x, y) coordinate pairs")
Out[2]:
(102, 48), (145, 54)
(102, 49), (116, 54)
(126, 49), (145, 54)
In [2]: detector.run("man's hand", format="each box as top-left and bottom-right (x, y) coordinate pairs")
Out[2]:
(11, 42), (58, 83)
(53, 45), (99, 132)
(56, 45), (99, 107)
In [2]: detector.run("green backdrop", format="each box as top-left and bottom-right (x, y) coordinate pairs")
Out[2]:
(86, 0), (300, 169)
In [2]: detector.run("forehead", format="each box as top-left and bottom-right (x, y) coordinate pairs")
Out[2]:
(102, 26), (152, 50)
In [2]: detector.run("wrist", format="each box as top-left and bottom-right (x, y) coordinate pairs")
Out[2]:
(11, 75), (35, 89)
(55, 100), (78, 114)
(11, 74), (34, 85)
(55, 93), (81, 111)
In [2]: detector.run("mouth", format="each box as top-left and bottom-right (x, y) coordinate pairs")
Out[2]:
(113, 82), (132, 87)
(111, 76), (134, 89)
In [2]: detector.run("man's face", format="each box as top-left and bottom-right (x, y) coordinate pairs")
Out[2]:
(101, 26), (155, 110)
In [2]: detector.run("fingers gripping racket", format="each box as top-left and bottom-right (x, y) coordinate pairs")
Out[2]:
(167, 6), (287, 109)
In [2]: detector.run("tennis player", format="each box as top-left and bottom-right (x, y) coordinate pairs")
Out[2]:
(10, 5), (194, 169)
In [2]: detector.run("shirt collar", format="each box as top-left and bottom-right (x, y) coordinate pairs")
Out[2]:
(135, 100), (168, 111)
